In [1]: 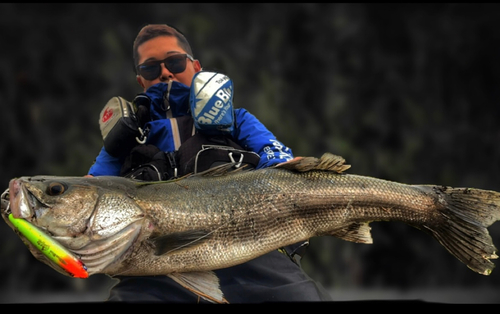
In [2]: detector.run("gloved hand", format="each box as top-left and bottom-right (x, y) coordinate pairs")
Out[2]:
(133, 80), (184, 127)
(142, 81), (191, 119)
(143, 82), (171, 111)
(132, 93), (152, 129)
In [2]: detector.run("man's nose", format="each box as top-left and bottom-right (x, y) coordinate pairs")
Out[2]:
(159, 63), (174, 81)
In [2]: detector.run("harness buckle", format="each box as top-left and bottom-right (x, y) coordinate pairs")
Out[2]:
(228, 152), (244, 168)
(135, 126), (149, 144)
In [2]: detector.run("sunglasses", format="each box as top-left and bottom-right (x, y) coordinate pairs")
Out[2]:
(136, 53), (194, 80)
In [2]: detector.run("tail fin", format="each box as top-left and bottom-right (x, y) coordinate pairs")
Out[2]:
(424, 186), (500, 275)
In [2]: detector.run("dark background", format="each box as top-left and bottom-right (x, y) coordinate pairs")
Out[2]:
(1, 3), (500, 303)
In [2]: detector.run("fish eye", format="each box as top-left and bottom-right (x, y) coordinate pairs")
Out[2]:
(46, 182), (67, 196)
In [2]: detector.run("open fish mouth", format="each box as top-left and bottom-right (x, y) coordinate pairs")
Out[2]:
(1, 186), (142, 277)
(6, 179), (50, 221)
(1, 187), (89, 278)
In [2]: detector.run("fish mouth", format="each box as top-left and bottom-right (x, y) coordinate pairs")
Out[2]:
(2, 184), (143, 277)
(8, 178), (49, 220)
(1, 187), (87, 278)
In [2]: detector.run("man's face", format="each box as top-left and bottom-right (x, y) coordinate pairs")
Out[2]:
(136, 35), (201, 91)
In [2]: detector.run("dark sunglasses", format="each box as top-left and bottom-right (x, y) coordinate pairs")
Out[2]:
(136, 53), (194, 80)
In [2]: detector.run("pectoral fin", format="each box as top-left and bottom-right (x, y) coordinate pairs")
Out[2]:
(330, 222), (373, 244)
(149, 230), (212, 256)
(167, 271), (228, 304)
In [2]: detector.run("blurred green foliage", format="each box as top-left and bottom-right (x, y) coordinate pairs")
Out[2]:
(1, 3), (500, 302)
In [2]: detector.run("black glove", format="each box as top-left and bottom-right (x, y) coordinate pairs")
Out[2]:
(132, 94), (151, 129)
(100, 96), (143, 158)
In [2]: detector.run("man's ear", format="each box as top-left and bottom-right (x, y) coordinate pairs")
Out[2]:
(193, 59), (202, 73)
(136, 75), (145, 89)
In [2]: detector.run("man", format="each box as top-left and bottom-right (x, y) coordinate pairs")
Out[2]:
(88, 23), (332, 303)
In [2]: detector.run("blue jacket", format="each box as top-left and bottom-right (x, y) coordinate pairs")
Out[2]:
(88, 82), (293, 176)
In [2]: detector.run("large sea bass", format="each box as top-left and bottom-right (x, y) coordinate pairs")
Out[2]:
(2, 153), (500, 303)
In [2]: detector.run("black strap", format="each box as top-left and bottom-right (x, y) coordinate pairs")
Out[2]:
(119, 116), (260, 181)
(176, 133), (260, 177)
(165, 151), (178, 179)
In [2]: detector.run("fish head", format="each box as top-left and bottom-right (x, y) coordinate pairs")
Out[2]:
(3, 175), (148, 276)
(8, 176), (99, 239)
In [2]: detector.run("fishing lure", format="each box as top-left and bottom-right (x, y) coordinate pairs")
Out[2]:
(8, 213), (88, 278)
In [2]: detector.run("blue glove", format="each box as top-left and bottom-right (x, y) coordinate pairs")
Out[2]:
(143, 82), (191, 119)
(143, 83), (168, 110)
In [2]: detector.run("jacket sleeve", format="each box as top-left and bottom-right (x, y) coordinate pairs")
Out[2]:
(232, 108), (293, 169)
(87, 146), (123, 176)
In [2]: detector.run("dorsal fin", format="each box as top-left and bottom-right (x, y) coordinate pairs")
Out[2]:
(275, 153), (351, 173)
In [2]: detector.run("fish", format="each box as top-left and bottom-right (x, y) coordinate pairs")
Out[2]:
(2, 152), (500, 303)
